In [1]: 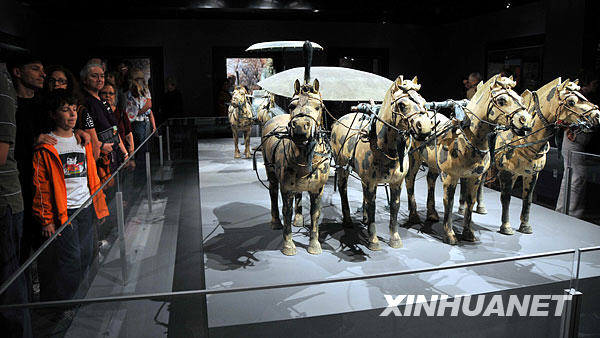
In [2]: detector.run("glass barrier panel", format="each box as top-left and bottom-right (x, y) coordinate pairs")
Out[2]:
(575, 248), (600, 336)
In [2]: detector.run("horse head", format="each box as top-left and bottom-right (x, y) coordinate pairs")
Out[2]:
(383, 75), (432, 141)
(231, 86), (253, 120)
(288, 78), (323, 145)
(547, 78), (600, 132)
(473, 74), (532, 136)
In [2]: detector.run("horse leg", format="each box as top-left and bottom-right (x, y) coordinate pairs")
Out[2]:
(307, 187), (324, 255)
(442, 175), (459, 245)
(293, 193), (303, 227)
(458, 178), (466, 215)
(363, 182), (380, 251)
(266, 170), (282, 230)
(280, 189), (296, 256)
(475, 172), (488, 214)
(406, 155), (421, 224)
(233, 128), (241, 158)
(519, 173), (538, 234)
(388, 183), (403, 248)
(244, 127), (252, 158)
(461, 177), (479, 242)
(336, 168), (352, 226)
(499, 170), (517, 235)
(426, 171), (440, 222)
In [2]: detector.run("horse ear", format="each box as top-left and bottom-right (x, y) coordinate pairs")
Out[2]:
(509, 75), (514, 81)
(313, 78), (320, 92)
(560, 78), (570, 90)
(521, 89), (532, 107)
(477, 80), (484, 92)
(294, 79), (301, 95)
(395, 75), (404, 87)
(412, 76), (418, 84)
(573, 79), (579, 85)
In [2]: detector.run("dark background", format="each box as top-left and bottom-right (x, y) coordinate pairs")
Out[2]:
(0, 0), (598, 119)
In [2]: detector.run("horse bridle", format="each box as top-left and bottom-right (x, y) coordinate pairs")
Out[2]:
(389, 90), (429, 135)
(287, 94), (325, 141)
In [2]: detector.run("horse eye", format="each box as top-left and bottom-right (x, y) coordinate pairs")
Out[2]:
(497, 97), (506, 106)
(568, 100), (576, 107)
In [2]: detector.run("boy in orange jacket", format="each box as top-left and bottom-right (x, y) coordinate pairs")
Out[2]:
(32, 89), (108, 302)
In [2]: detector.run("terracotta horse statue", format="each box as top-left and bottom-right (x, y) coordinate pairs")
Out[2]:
(257, 93), (276, 126)
(489, 78), (600, 235)
(428, 75), (532, 244)
(261, 76), (330, 256)
(228, 84), (254, 158)
(330, 76), (434, 250)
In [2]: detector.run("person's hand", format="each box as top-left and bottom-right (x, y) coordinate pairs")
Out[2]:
(129, 159), (136, 169)
(41, 224), (58, 238)
(74, 130), (91, 146)
(567, 129), (576, 142)
(101, 142), (114, 154)
(152, 125), (156, 133)
(35, 134), (57, 146)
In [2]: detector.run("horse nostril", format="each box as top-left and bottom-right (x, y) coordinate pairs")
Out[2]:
(519, 116), (526, 125)
(304, 124), (309, 131)
(416, 121), (422, 131)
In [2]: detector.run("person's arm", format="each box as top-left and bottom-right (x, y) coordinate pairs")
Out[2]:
(34, 134), (57, 146)
(126, 132), (134, 154)
(118, 135), (128, 159)
(74, 129), (91, 146)
(149, 109), (156, 132)
(85, 128), (102, 160)
(32, 150), (57, 231)
(138, 98), (152, 116)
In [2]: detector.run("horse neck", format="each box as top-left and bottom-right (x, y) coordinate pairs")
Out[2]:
(375, 109), (400, 151)
(465, 103), (495, 151)
(524, 91), (558, 145)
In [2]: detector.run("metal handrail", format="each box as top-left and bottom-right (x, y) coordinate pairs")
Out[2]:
(0, 248), (576, 310)
(0, 120), (169, 297)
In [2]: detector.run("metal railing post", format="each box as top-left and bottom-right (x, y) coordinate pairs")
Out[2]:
(146, 151), (152, 213)
(564, 150), (573, 215)
(166, 125), (171, 162)
(116, 191), (128, 285)
(159, 135), (164, 167)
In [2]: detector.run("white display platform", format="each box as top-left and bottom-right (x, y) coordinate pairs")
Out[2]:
(199, 138), (600, 334)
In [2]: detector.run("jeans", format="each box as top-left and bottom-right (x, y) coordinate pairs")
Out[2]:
(37, 206), (93, 302)
(131, 120), (149, 162)
(0, 206), (32, 338)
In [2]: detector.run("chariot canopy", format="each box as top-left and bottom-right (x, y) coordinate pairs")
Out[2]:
(257, 66), (393, 101)
(245, 41), (324, 52)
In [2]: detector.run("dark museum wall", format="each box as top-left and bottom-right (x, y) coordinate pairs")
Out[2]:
(0, 0), (594, 118)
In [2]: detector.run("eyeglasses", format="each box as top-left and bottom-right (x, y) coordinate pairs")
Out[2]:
(100, 91), (115, 96)
(49, 78), (67, 85)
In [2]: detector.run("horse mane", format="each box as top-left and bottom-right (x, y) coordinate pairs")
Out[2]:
(535, 77), (561, 102)
(470, 74), (498, 105)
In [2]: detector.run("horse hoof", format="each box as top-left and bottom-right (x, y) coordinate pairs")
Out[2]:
(245, 152), (252, 159)
(499, 223), (514, 235)
(281, 243), (297, 256)
(443, 234), (457, 245)
(407, 214), (421, 224)
(475, 205), (488, 214)
(234, 152), (241, 159)
(457, 206), (465, 215)
(461, 230), (477, 242)
(271, 220), (283, 230)
(307, 240), (322, 255)
(293, 215), (304, 227)
(342, 217), (353, 228)
(518, 224), (533, 234)
(368, 241), (381, 251)
(389, 238), (403, 249)
(426, 213), (440, 223)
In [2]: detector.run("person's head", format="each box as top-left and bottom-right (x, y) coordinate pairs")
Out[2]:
(117, 61), (129, 76)
(105, 71), (118, 87)
(576, 69), (599, 96)
(80, 64), (105, 93)
(130, 69), (145, 86)
(100, 83), (116, 106)
(166, 76), (177, 92)
(45, 89), (79, 131)
(7, 54), (45, 90)
(87, 58), (106, 72)
(44, 65), (77, 93)
(468, 72), (481, 87)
